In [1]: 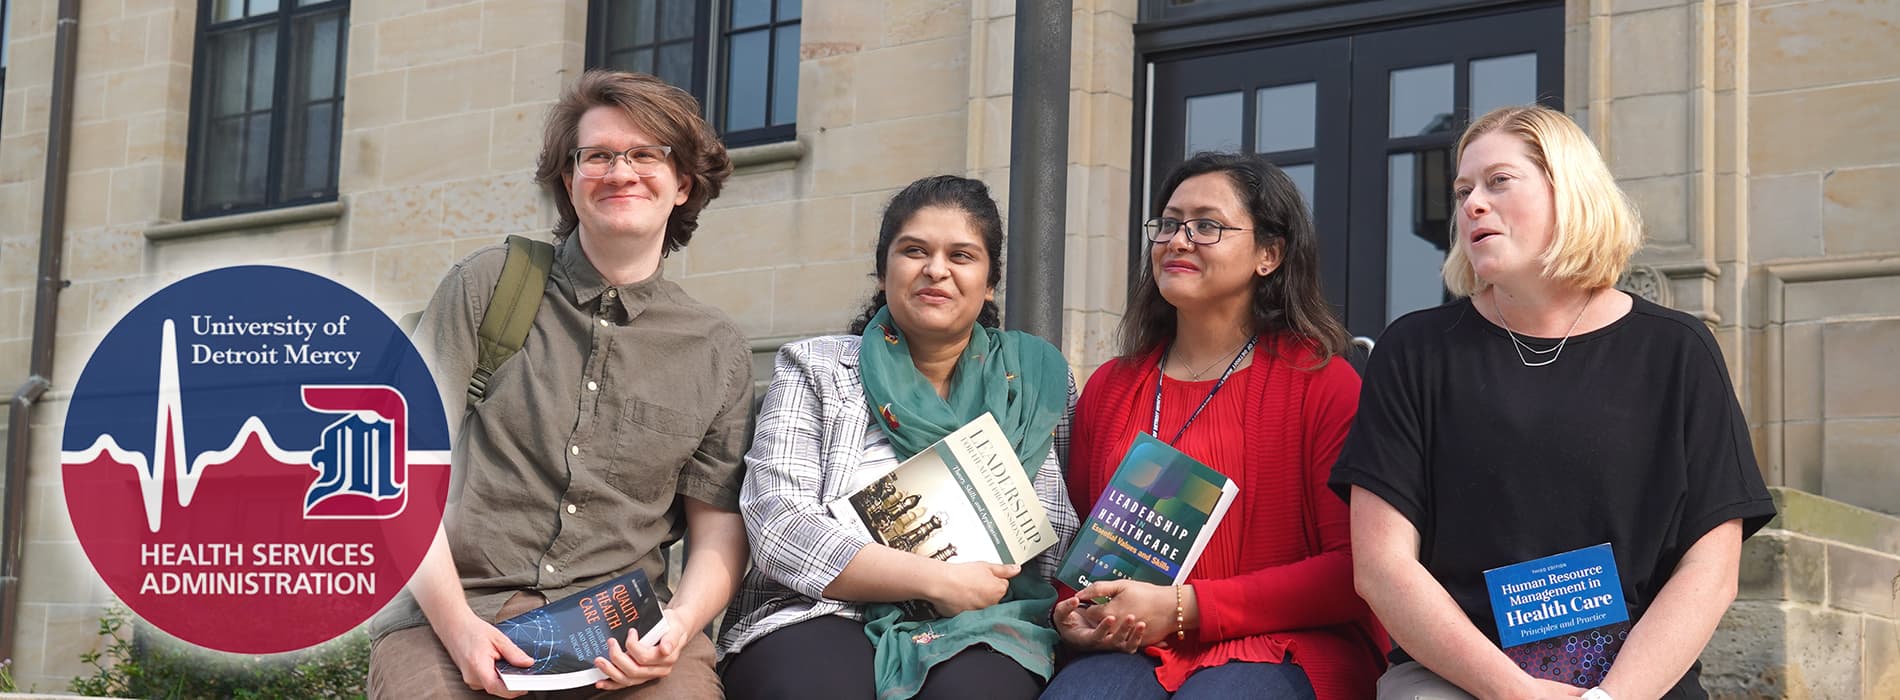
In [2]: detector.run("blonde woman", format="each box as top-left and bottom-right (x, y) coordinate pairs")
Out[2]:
(1330, 106), (1774, 700)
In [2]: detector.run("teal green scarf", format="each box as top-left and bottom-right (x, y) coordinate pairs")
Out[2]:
(857, 306), (1068, 700)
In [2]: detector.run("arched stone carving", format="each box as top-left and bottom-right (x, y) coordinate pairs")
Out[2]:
(1617, 264), (1670, 306)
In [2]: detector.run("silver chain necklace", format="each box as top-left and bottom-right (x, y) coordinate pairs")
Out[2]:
(1173, 337), (1253, 380)
(1492, 289), (1596, 368)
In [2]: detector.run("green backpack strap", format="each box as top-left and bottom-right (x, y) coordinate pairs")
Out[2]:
(468, 234), (554, 402)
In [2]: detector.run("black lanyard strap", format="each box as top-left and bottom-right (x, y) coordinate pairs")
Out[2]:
(1151, 335), (1257, 445)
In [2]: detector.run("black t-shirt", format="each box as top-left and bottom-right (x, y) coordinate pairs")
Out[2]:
(1329, 294), (1776, 699)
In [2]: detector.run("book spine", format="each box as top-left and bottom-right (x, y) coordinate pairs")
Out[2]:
(1172, 483), (1236, 585)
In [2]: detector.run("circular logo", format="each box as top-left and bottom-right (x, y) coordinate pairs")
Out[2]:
(60, 266), (450, 654)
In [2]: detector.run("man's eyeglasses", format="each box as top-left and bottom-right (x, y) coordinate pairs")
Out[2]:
(1143, 217), (1252, 245)
(571, 145), (674, 179)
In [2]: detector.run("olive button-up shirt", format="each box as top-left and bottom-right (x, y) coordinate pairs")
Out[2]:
(370, 233), (751, 638)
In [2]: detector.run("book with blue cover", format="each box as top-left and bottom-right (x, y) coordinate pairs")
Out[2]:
(493, 568), (671, 691)
(1482, 543), (1631, 688)
(1054, 433), (1238, 589)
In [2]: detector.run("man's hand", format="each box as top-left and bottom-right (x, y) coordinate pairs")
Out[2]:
(1052, 594), (1147, 652)
(592, 609), (698, 690)
(1074, 579), (1179, 648)
(434, 610), (535, 698)
(924, 561), (1018, 617)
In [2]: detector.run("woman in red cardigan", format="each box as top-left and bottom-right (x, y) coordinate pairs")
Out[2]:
(1041, 152), (1385, 700)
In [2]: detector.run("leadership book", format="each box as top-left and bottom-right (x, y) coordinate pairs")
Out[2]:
(1055, 433), (1238, 589)
(829, 412), (1057, 566)
(1482, 543), (1630, 688)
(493, 568), (672, 691)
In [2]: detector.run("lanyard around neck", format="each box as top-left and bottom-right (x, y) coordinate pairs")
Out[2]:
(1151, 335), (1258, 445)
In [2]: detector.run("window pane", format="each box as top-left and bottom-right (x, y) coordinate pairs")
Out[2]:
(779, 0), (800, 21)
(297, 14), (341, 102)
(210, 32), (251, 116)
(724, 29), (769, 132)
(770, 24), (798, 126)
(1255, 82), (1315, 154)
(730, 0), (771, 29)
(657, 41), (692, 90)
(1281, 162), (1314, 214)
(241, 113), (271, 203)
(1386, 150), (1453, 323)
(252, 0), (280, 15)
(609, 0), (655, 49)
(1388, 63), (1454, 138)
(1470, 53), (1537, 118)
(250, 26), (278, 111)
(199, 117), (245, 207)
(1184, 91), (1242, 155)
(608, 48), (654, 76)
(660, 0), (696, 41)
(214, 0), (244, 22)
(283, 101), (334, 198)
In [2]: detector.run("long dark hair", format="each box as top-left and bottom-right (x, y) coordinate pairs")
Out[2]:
(1119, 152), (1349, 363)
(848, 175), (1005, 334)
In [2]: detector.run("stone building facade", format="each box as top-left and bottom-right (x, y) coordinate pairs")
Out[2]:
(0, 0), (1893, 695)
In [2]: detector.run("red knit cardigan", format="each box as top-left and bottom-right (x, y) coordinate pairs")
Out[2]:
(1065, 334), (1387, 699)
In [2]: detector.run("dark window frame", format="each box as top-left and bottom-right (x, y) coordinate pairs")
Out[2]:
(585, 0), (799, 148)
(183, 0), (350, 221)
(2, 0), (10, 131)
(586, 0), (713, 106)
(1132, 0), (1562, 339)
(715, 0), (797, 147)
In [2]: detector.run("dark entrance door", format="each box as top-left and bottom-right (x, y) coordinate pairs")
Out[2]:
(1140, 4), (1563, 340)
(1151, 38), (1353, 309)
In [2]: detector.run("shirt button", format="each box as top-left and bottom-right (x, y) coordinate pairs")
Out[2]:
(599, 318), (610, 327)
(566, 504), (578, 515)
(569, 445), (579, 455)
(586, 381), (599, 392)
(544, 564), (555, 573)
(606, 289), (618, 298)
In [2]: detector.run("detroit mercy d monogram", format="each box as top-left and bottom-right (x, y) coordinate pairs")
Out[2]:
(60, 266), (450, 654)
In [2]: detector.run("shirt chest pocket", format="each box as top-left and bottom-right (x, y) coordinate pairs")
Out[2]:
(610, 398), (706, 501)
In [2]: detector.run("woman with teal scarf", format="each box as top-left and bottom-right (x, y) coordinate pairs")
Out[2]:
(719, 175), (1079, 699)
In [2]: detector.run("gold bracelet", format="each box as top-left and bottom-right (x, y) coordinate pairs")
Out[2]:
(1174, 584), (1186, 641)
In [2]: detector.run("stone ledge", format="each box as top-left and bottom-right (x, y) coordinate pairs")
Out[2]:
(142, 201), (346, 242)
(1766, 486), (1900, 555)
(1738, 531), (1827, 604)
(1827, 543), (1900, 618)
(728, 138), (807, 174)
(749, 333), (813, 354)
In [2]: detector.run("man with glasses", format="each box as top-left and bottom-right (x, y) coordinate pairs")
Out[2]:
(368, 70), (749, 699)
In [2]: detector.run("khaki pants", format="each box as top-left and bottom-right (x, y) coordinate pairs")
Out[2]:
(368, 591), (722, 700)
(1376, 662), (1479, 700)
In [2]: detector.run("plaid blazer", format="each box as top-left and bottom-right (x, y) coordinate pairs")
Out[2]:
(715, 334), (1078, 659)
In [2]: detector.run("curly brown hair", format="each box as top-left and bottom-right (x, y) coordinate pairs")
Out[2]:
(533, 70), (734, 253)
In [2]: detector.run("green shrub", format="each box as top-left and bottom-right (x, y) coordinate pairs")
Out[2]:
(69, 605), (369, 699)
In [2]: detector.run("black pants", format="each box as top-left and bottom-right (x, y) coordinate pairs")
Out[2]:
(722, 615), (1043, 700)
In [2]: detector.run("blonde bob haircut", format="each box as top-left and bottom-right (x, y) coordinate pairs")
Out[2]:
(1442, 105), (1643, 297)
